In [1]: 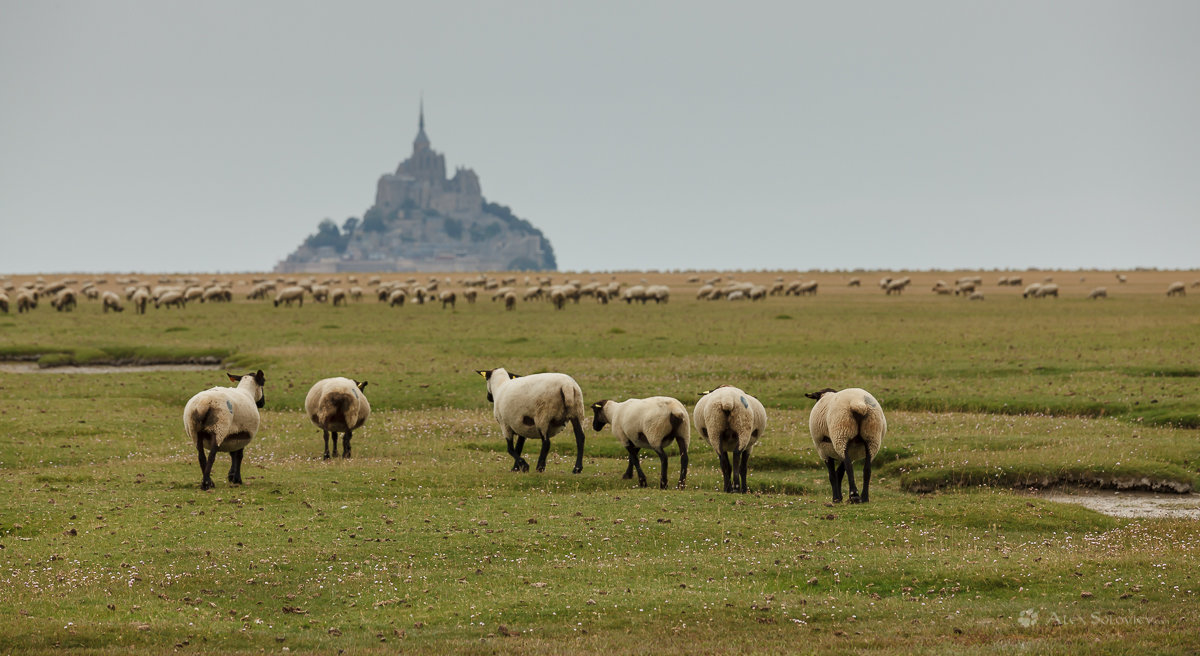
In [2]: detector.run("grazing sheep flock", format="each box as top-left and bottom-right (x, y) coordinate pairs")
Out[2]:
(1, 269), (1193, 495)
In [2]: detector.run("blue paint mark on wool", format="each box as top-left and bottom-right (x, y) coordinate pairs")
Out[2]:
(740, 396), (748, 408)
(226, 400), (233, 413)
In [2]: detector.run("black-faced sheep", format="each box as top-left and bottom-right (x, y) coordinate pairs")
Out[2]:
(305, 377), (370, 459)
(51, 289), (77, 312)
(1166, 281), (1186, 297)
(504, 291), (517, 311)
(156, 291), (186, 309)
(477, 368), (587, 474)
(439, 290), (456, 309)
(0, 293), (7, 314)
(694, 386), (767, 493)
(591, 397), (690, 489)
(806, 387), (886, 504)
(131, 288), (149, 314)
(183, 371), (266, 490)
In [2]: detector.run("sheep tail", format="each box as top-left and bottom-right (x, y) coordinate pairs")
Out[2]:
(189, 398), (232, 449)
(319, 390), (358, 428)
(560, 384), (585, 421)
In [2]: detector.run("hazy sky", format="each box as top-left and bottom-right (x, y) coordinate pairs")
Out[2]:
(2, 1), (1198, 274)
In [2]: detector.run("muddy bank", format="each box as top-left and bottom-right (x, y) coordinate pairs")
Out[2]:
(1038, 489), (1200, 519)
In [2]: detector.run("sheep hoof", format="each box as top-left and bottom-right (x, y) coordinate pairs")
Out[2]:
(849, 495), (861, 504)
(323, 453), (330, 460)
(517, 460), (530, 473)
(200, 479), (215, 491)
(659, 481), (668, 490)
(572, 465), (583, 474)
(621, 472), (634, 480)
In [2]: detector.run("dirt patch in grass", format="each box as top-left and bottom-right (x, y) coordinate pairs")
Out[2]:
(1037, 489), (1200, 519)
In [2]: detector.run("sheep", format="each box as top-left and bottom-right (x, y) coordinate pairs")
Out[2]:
(549, 288), (567, 310)
(182, 370), (266, 490)
(477, 368), (587, 474)
(388, 289), (407, 307)
(847, 277), (861, 287)
(646, 285), (671, 304)
(101, 291), (124, 313)
(953, 281), (977, 296)
(439, 290), (456, 309)
(0, 293), (7, 314)
(694, 385), (767, 493)
(591, 397), (690, 489)
(795, 280), (818, 296)
(349, 286), (364, 301)
(305, 377), (371, 459)
(805, 387), (886, 504)
(1166, 281), (1186, 297)
(156, 291), (186, 309)
(330, 288), (347, 306)
(1192, 280), (1200, 289)
(968, 291), (984, 301)
(1021, 283), (1043, 298)
(311, 285), (330, 303)
(1087, 287), (1108, 300)
(696, 284), (715, 300)
(130, 288), (149, 314)
(271, 286), (303, 307)
(504, 291), (517, 311)
(622, 285), (647, 304)
(1035, 283), (1059, 298)
(884, 278), (910, 295)
(183, 286), (205, 303)
(51, 288), (77, 312)
(462, 288), (477, 304)
(202, 287), (232, 303)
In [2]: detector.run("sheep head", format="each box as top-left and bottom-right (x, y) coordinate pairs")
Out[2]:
(805, 388), (838, 401)
(590, 401), (610, 432)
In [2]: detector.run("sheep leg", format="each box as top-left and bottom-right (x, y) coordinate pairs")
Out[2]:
(535, 435), (552, 473)
(342, 430), (352, 459)
(654, 448), (669, 490)
(843, 455), (861, 503)
(825, 458), (843, 503)
(570, 418), (585, 474)
(197, 446), (218, 490)
(512, 436), (530, 472)
(625, 445), (647, 487)
(730, 450), (743, 492)
(331, 432), (340, 458)
(717, 451), (734, 493)
(861, 453), (872, 503)
(228, 449), (244, 485)
(621, 447), (636, 480)
(737, 449), (750, 494)
(323, 430), (331, 459)
(677, 445), (689, 490)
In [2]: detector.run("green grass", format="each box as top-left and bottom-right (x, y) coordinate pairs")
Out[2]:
(1, 283), (1198, 654)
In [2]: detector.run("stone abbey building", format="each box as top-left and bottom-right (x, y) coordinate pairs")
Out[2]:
(275, 106), (557, 273)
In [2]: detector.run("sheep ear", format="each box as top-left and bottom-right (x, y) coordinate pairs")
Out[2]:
(255, 370), (265, 385)
(357, 380), (368, 391)
(508, 372), (522, 379)
(227, 373), (240, 383)
(698, 389), (712, 397)
(476, 369), (490, 379)
(804, 391), (822, 400)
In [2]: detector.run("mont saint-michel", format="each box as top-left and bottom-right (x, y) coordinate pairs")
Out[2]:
(276, 108), (557, 273)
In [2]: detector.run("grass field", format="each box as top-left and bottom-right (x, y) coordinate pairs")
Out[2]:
(1, 269), (1198, 654)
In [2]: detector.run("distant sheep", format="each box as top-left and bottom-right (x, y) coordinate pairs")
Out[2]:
(1035, 283), (1059, 298)
(1022, 283), (1043, 298)
(1116, 274), (1128, 284)
(305, 377), (370, 459)
(806, 387), (886, 504)
(131, 289), (149, 314)
(462, 289), (478, 304)
(51, 288), (78, 312)
(439, 290), (457, 309)
(183, 371), (266, 490)
(694, 385), (767, 493)
(478, 368), (587, 474)
(330, 288), (347, 306)
(388, 289), (407, 307)
(273, 286), (305, 307)
(847, 278), (861, 287)
(0, 293), (8, 314)
(101, 291), (124, 313)
(591, 397), (690, 489)
(1166, 281), (1186, 297)
(504, 291), (517, 311)
(968, 291), (984, 301)
(1087, 287), (1108, 300)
